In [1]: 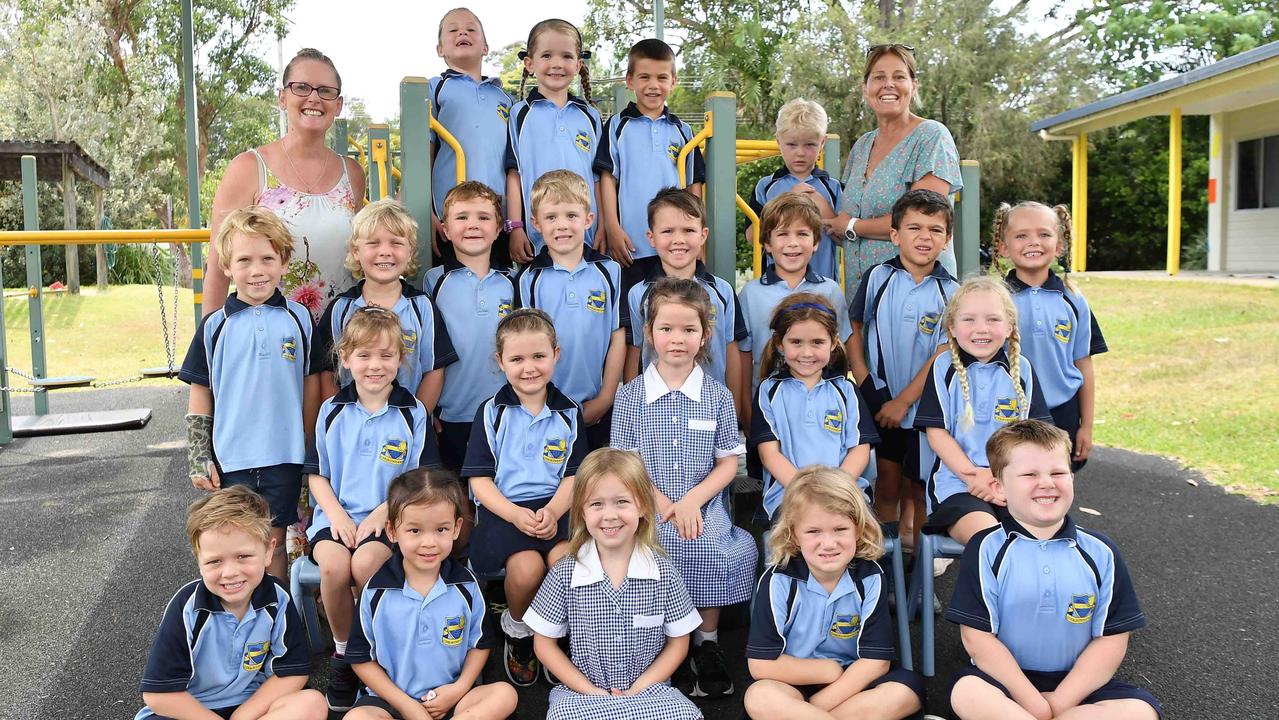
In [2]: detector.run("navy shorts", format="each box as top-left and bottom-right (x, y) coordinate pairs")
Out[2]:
(153, 706), (236, 720)
(923, 491), (999, 534)
(438, 419), (474, 473)
(1050, 391), (1086, 472)
(585, 406), (612, 452)
(952, 664), (1162, 718)
(307, 526), (394, 563)
(218, 463), (302, 528)
(858, 378), (921, 476)
(351, 694), (454, 719)
(469, 496), (569, 577)
(743, 666), (925, 718)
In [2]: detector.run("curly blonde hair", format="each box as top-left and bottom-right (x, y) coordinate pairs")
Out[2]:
(345, 199), (420, 280)
(767, 466), (883, 566)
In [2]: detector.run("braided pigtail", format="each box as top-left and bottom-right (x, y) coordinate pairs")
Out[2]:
(1052, 203), (1078, 293)
(1006, 332), (1029, 420)
(991, 202), (1012, 274)
(519, 67), (530, 100)
(949, 336), (975, 432)
(578, 63), (593, 105)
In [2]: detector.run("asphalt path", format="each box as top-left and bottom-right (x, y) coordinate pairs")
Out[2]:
(1, 386), (1275, 719)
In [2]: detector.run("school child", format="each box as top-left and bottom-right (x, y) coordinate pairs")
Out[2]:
(345, 469), (519, 720)
(430, 7), (514, 269)
(514, 170), (624, 450)
(947, 420), (1161, 720)
(461, 308), (588, 687)
(136, 486), (326, 720)
(744, 467), (924, 720)
(307, 307), (441, 711)
(595, 38), (705, 268)
(505, 18), (603, 263)
(751, 293), (878, 520)
(749, 98), (843, 281)
(848, 188), (959, 543)
(524, 447), (705, 720)
(311, 199), (456, 416)
(424, 181), (516, 473)
(181, 206), (314, 582)
(994, 202), (1107, 473)
(915, 276), (1052, 546)
(611, 277), (758, 699)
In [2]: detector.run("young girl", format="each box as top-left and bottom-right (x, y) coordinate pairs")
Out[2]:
(524, 448), (704, 720)
(751, 293), (878, 521)
(505, 18), (603, 263)
(995, 201), (1107, 472)
(744, 466), (923, 720)
(611, 277), (758, 699)
(307, 307), (442, 711)
(914, 276), (1051, 545)
(461, 308), (587, 687)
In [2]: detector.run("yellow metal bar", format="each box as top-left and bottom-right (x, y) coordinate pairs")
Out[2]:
(677, 115), (714, 188)
(1167, 109), (1182, 275)
(1077, 135), (1088, 272)
(736, 194), (762, 277)
(348, 134), (367, 169)
(191, 267), (204, 280)
(0, 229), (209, 246)
(391, 164), (402, 181)
(429, 114), (467, 186)
(371, 137), (390, 200)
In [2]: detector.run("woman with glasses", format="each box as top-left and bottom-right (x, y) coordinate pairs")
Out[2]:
(824, 44), (961, 291)
(204, 48), (366, 318)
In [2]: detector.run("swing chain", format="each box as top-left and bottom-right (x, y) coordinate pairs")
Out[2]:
(153, 242), (179, 373)
(1, 365), (41, 393)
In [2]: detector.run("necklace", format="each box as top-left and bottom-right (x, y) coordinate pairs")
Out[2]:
(282, 137), (332, 194)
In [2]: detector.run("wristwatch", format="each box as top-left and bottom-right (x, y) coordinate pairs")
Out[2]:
(504, 219), (524, 234)
(844, 217), (860, 241)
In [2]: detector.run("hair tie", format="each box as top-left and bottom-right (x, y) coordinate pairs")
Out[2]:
(579, 50), (592, 60)
(788, 302), (835, 317)
(517, 50), (528, 60)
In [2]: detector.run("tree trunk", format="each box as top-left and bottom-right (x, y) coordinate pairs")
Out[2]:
(94, 187), (108, 292)
(62, 157), (80, 294)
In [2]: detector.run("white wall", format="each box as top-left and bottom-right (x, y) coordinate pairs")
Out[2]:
(1224, 98), (1279, 272)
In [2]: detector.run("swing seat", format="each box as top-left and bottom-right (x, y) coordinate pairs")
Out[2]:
(29, 375), (95, 389)
(139, 367), (180, 379)
(12, 408), (152, 437)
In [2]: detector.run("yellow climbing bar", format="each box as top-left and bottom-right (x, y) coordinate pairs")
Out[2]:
(0, 228), (209, 246)
(429, 114), (467, 186)
(677, 115), (714, 188)
(736, 194), (763, 278)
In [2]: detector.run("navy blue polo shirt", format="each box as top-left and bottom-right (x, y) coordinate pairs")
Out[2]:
(347, 554), (495, 702)
(1005, 270), (1108, 410)
(739, 267), (853, 389)
(623, 260), (746, 385)
(593, 102), (706, 259)
(514, 245), (621, 404)
(136, 577), (310, 719)
(308, 383), (441, 541)
(747, 556), (896, 665)
(750, 168), (843, 280)
(751, 368), (879, 518)
(850, 257), (959, 428)
(179, 290), (313, 472)
(504, 88), (602, 251)
(461, 382), (588, 503)
(945, 514), (1147, 673)
(425, 260), (514, 423)
(429, 70), (514, 216)
(311, 280), (457, 392)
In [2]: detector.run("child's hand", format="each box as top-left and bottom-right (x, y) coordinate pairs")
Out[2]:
(1012, 689), (1053, 720)
(510, 227), (534, 264)
(423, 683), (462, 717)
(662, 498), (704, 540)
(821, 212), (852, 239)
(960, 466), (998, 505)
(330, 512), (359, 548)
(431, 213), (445, 257)
(532, 507), (559, 539)
(356, 505), (388, 542)
(607, 225), (634, 267)
(513, 507), (542, 537)
(874, 397), (910, 429)
(581, 396), (608, 426)
(191, 464), (220, 491)
(790, 184), (833, 216)
(654, 490), (675, 518)
(1074, 427), (1092, 461)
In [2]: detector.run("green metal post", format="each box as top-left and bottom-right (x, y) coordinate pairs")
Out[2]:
(704, 93), (737, 283)
(0, 214), (9, 444)
(333, 118), (349, 156)
(956, 160), (981, 277)
(22, 156), (49, 415)
(821, 135), (841, 174)
(611, 84), (629, 117)
(654, 0), (665, 40)
(181, 0), (203, 321)
(368, 124), (391, 201)
(401, 78), (433, 283)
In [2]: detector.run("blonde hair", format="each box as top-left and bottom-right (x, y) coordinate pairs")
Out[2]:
(186, 486), (273, 554)
(437, 7), (486, 44)
(495, 307), (558, 356)
(215, 206), (294, 271)
(530, 169), (592, 218)
(443, 180), (505, 226)
(567, 449), (662, 558)
(992, 201), (1078, 292)
(986, 420), (1072, 481)
(520, 18), (592, 103)
(768, 466), (883, 566)
(644, 277), (713, 368)
(759, 292), (847, 380)
(759, 192), (821, 248)
(335, 306), (408, 366)
(943, 275), (1026, 432)
(775, 97), (828, 140)
(346, 199), (420, 279)
(387, 467), (471, 529)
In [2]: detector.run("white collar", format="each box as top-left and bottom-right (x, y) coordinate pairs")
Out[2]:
(570, 539), (661, 587)
(642, 363), (704, 404)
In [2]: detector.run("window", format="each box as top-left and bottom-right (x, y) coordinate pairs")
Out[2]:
(1236, 134), (1279, 210)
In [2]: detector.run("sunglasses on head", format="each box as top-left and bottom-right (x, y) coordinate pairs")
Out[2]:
(284, 81), (340, 101)
(865, 43), (916, 57)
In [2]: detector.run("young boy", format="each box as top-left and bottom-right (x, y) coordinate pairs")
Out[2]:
(749, 98), (842, 281)
(136, 486), (325, 720)
(848, 189), (959, 543)
(514, 169), (624, 450)
(595, 38), (705, 269)
(946, 420), (1161, 720)
(181, 206), (314, 582)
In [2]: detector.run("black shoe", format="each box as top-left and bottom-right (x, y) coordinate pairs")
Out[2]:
(672, 653), (697, 696)
(691, 640), (733, 697)
(326, 654), (360, 711)
(504, 633), (539, 687)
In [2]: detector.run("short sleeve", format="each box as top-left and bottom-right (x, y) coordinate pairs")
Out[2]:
(625, 285), (644, 348)
(713, 386), (744, 458)
(729, 288), (749, 343)
(606, 262), (623, 331)
(830, 284), (853, 342)
(944, 531), (996, 632)
(524, 559), (571, 637)
(661, 559), (701, 636)
(315, 402), (335, 479)
(749, 177), (767, 216)
(913, 358), (948, 430)
(690, 144), (707, 185)
(460, 402), (497, 478)
(1096, 536), (1147, 636)
(737, 286), (756, 353)
(503, 111), (519, 172)
(847, 381), (880, 448)
(593, 116), (616, 175)
(426, 299), (458, 371)
(564, 405), (589, 476)
(854, 566), (896, 661)
(1087, 309), (1108, 356)
(609, 383), (640, 451)
(267, 584), (313, 677)
(138, 586), (196, 692)
(513, 267), (532, 308)
(464, 578), (498, 650)
(745, 568), (785, 659)
(849, 268), (875, 325)
(1023, 360), (1052, 422)
(310, 300), (339, 374)
(749, 382), (778, 447)
(413, 405), (443, 470)
(345, 587), (376, 664)
(909, 121), (962, 192)
(178, 315), (213, 386)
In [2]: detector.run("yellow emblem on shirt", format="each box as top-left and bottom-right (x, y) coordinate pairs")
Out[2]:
(281, 336), (297, 362)
(497, 103), (511, 121)
(442, 615), (465, 646)
(586, 289), (607, 313)
(575, 132), (592, 153)
(498, 299), (513, 318)
(402, 329), (418, 350)
(830, 614), (860, 639)
(379, 439), (408, 465)
(242, 640), (269, 671)
(919, 312), (940, 336)
(823, 409), (843, 434)
(1066, 594), (1096, 624)
(1053, 318), (1072, 344)
(993, 397), (1020, 423)
(543, 438), (567, 464)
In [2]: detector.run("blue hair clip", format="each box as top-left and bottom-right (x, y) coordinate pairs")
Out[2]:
(788, 302), (835, 316)
(580, 50), (592, 60)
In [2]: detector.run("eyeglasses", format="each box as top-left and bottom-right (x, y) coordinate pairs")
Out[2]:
(866, 43), (916, 57)
(284, 81), (341, 101)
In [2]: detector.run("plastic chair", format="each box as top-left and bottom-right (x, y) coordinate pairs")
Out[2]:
(289, 556), (325, 653)
(906, 531), (965, 676)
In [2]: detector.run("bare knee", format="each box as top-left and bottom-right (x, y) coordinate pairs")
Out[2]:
(505, 552), (546, 587)
(743, 679), (796, 718)
(950, 675), (992, 718)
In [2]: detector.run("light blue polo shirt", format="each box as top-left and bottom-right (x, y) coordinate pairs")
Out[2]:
(914, 348), (1052, 514)
(946, 515), (1147, 673)
(850, 256), (958, 428)
(504, 88), (602, 251)
(593, 102), (705, 259)
(308, 383), (440, 540)
(136, 577), (310, 719)
(1005, 270), (1108, 410)
(461, 382), (588, 503)
(514, 245), (621, 404)
(346, 554), (495, 701)
(623, 260), (746, 385)
(425, 260), (514, 423)
(739, 267), (853, 389)
(747, 556), (896, 665)
(750, 368), (880, 518)
(179, 290), (312, 473)
(750, 167), (844, 280)
(311, 280), (457, 392)
(429, 69), (514, 215)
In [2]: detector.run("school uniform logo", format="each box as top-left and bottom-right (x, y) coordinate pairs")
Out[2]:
(379, 439), (408, 465)
(241, 640), (270, 671)
(543, 437), (568, 464)
(586, 289), (607, 313)
(918, 312), (940, 336)
(829, 613), (861, 639)
(498, 298), (513, 318)
(993, 397), (1020, 423)
(1066, 593), (1096, 624)
(281, 336), (297, 362)
(1053, 318), (1073, 343)
(668, 143), (680, 162)
(442, 615), (466, 646)
(497, 103), (511, 121)
(823, 409), (843, 434)
(575, 131), (592, 153)
(402, 329), (418, 350)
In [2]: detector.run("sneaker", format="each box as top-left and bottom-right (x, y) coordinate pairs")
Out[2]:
(326, 654), (360, 711)
(691, 640), (734, 697)
(672, 653), (697, 696)
(933, 557), (954, 577)
(504, 633), (539, 687)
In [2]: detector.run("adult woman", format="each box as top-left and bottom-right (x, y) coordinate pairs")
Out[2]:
(825, 44), (961, 292)
(204, 48), (365, 318)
